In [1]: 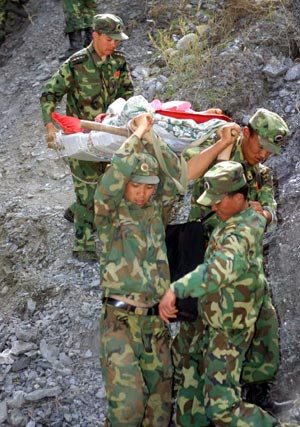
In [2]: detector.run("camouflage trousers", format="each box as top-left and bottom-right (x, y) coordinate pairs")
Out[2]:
(172, 293), (280, 426)
(100, 304), (173, 427)
(61, 0), (98, 33)
(173, 323), (280, 426)
(172, 317), (207, 426)
(68, 158), (107, 253)
(241, 291), (280, 383)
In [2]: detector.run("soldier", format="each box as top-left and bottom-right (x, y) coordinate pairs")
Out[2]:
(94, 113), (240, 426)
(169, 108), (289, 426)
(160, 161), (282, 427)
(40, 13), (134, 262)
(59, 0), (98, 61)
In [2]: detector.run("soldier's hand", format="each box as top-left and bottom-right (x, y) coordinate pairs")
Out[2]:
(130, 113), (154, 140)
(159, 288), (178, 324)
(249, 201), (272, 224)
(202, 108), (223, 115)
(218, 123), (241, 146)
(215, 123), (241, 161)
(45, 122), (59, 147)
(95, 113), (108, 123)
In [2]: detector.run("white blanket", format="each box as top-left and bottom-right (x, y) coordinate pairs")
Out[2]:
(52, 96), (227, 162)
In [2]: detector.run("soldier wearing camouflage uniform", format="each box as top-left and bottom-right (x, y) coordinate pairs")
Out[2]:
(60, 0), (98, 60)
(94, 114), (179, 427)
(93, 113), (241, 426)
(40, 14), (134, 262)
(170, 109), (289, 426)
(160, 161), (282, 427)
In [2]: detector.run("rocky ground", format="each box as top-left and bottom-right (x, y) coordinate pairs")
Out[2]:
(0, 0), (300, 426)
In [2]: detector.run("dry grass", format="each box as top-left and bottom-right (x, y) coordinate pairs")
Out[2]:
(212, 0), (286, 44)
(147, 0), (291, 101)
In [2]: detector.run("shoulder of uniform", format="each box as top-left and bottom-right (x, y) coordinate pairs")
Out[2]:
(69, 50), (89, 65)
(112, 50), (126, 59)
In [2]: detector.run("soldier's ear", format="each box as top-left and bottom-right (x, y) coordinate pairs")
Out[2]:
(243, 126), (250, 139)
(235, 192), (246, 204)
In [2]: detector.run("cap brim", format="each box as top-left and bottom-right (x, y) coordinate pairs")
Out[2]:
(197, 190), (227, 206)
(130, 175), (159, 185)
(110, 32), (128, 41)
(258, 136), (281, 155)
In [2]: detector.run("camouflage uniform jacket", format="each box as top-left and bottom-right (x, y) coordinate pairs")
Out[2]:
(94, 134), (181, 305)
(171, 207), (267, 330)
(40, 44), (134, 124)
(185, 136), (277, 234)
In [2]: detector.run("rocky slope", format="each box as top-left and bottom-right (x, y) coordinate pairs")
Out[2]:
(0, 0), (299, 426)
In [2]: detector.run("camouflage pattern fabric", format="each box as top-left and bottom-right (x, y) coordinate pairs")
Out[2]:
(186, 135), (278, 234)
(93, 13), (128, 41)
(171, 317), (207, 426)
(94, 132), (182, 424)
(100, 305), (173, 426)
(94, 133), (181, 302)
(130, 151), (160, 184)
(190, 138), (279, 367)
(61, 0), (98, 33)
(249, 108), (289, 155)
(40, 44), (133, 253)
(241, 289), (280, 383)
(197, 160), (247, 206)
(70, 158), (106, 252)
(40, 44), (133, 125)
(171, 207), (281, 426)
(172, 135), (280, 425)
(199, 327), (280, 427)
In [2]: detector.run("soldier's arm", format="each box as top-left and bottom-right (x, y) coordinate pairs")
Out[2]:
(94, 116), (152, 220)
(250, 165), (277, 231)
(40, 62), (73, 125)
(170, 230), (250, 300)
(160, 225), (260, 323)
(130, 114), (183, 189)
(186, 123), (240, 180)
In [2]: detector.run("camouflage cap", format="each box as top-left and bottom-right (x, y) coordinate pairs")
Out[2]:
(248, 108), (289, 154)
(130, 153), (160, 185)
(93, 14), (128, 41)
(197, 161), (247, 206)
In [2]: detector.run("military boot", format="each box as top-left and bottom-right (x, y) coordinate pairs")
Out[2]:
(59, 30), (83, 61)
(83, 27), (93, 47)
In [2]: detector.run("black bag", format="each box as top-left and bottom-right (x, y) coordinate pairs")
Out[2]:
(165, 212), (214, 322)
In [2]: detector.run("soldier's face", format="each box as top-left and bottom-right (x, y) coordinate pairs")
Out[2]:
(124, 182), (156, 207)
(93, 32), (120, 58)
(242, 127), (271, 165)
(211, 193), (243, 221)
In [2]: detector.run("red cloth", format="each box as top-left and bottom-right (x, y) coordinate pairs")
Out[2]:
(155, 109), (232, 124)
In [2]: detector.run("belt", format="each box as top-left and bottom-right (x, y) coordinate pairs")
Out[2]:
(102, 297), (159, 316)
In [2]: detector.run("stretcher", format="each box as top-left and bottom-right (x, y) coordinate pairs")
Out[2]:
(49, 96), (231, 162)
